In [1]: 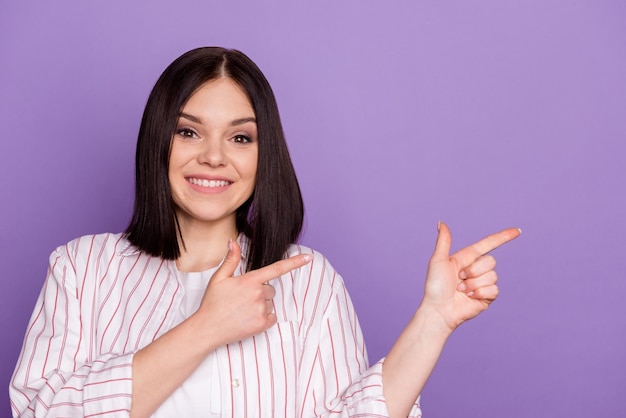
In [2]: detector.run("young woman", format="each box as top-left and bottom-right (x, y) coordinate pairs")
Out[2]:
(10, 47), (520, 417)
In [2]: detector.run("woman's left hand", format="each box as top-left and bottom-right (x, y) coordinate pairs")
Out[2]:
(383, 222), (521, 417)
(421, 222), (521, 332)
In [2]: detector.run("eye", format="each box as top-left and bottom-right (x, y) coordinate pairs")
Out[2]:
(231, 134), (252, 144)
(176, 128), (199, 140)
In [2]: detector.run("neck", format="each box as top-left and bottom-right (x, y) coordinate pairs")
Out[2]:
(175, 216), (239, 272)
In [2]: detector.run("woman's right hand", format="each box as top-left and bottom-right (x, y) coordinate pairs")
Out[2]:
(132, 241), (311, 418)
(196, 239), (312, 346)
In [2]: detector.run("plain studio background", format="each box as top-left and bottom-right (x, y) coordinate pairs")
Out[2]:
(1, 1), (624, 417)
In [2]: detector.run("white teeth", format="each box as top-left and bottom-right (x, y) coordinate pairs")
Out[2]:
(188, 178), (230, 188)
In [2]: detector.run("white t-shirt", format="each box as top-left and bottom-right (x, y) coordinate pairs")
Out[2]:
(153, 267), (221, 417)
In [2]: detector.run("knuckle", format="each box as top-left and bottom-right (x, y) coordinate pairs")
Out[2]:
(266, 314), (277, 328)
(482, 270), (497, 284)
(482, 285), (499, 300)
(465, 264), (476, 277)
(253, 287), (265, 300)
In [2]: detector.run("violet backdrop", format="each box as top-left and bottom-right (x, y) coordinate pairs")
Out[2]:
(1, 1), (624, 417)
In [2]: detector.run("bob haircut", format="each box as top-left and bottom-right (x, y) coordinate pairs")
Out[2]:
(125, 47), (304, 271)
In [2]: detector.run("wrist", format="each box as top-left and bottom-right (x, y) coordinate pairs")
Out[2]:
(412, 303), (456, 340)
(184, 311), (224, 356)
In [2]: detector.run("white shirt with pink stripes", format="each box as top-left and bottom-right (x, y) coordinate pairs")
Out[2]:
(10, 233), (422, 417)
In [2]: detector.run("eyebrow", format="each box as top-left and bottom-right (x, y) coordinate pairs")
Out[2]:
(231, 117), (257, 126)
(179, 113), (256, 126)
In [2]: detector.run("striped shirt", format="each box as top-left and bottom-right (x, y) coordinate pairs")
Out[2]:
(10, 233), (422, 417)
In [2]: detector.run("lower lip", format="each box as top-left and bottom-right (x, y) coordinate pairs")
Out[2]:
(187, 180), (232, 194)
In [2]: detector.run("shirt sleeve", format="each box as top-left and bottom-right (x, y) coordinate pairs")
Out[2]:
(10, 245), (134, 418)
(296, 254), (422, 417)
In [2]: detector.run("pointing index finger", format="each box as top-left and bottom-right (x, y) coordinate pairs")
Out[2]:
(451, 228), (521, 269)
(246, 253), (313, 283)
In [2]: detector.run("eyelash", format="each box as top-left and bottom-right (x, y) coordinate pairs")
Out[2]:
(231, 134), (252, 144)
(175, 128), (254, 144)
(176, 128), (198, 139)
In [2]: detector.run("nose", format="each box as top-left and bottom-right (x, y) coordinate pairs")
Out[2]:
(198, 138), (226, 167)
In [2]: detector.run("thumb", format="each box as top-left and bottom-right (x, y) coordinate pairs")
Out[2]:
(431, 221), (452, 261)
(213, 238), (242, 282)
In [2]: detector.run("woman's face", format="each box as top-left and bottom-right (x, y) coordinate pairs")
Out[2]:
(168, 77), (258, 232)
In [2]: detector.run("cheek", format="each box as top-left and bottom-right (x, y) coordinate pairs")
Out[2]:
(241, 149), (258, 183)
(167, 153), (185, 203)
(249, 161), (258, 188)
(168, 175), (183, 207)
(168, 145), (191, 181)
(167, 164), (179, 194)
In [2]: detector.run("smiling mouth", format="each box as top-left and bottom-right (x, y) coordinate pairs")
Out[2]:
(187, 178), (232, 188)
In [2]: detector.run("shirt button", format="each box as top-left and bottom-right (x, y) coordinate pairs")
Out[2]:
(232, 379), (240, 388)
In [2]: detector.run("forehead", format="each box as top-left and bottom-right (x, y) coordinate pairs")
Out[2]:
(183, 78), (254, 117)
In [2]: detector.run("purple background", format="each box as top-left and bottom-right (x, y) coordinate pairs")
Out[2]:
(1, 1), (625, 416)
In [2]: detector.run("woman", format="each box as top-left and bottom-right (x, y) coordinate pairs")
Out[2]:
(10, 47), (520, 417)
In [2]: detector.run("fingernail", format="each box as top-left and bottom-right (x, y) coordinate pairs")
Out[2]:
(517, 227), (523, 234)
(302, 254), (312, 263)
(459, 271), (467, 279)
(437, 221), (441, 231)
(467, 291), (475, 297)
(227, 238), (233, 252)
(457, 283), (467, 291)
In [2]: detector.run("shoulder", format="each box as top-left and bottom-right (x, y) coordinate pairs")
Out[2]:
(54, 232), (129, 256)
(285, 242), (329, 268)
(49, 232), (141, 272)
(284, 243), (346, 292)
(46, 233), (172, 295)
